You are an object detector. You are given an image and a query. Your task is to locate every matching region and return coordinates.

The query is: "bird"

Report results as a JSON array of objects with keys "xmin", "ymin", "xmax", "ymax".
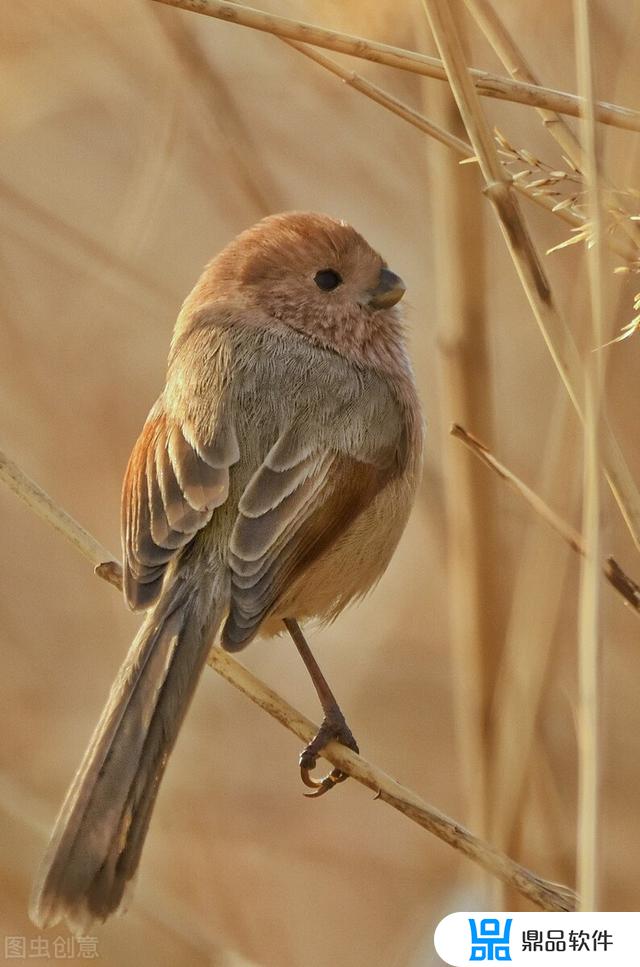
[{"xmin": 30, "ymin": 211, "xmax": 423, "ymax": 931}]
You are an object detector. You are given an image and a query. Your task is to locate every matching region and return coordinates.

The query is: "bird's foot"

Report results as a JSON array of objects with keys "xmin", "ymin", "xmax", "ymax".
[{"xmin": 299, "ymin": 713, "xmax": 359, "ymax": 799}]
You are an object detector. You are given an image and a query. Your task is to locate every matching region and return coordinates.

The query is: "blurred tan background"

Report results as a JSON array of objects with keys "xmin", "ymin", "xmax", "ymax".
[{"xmin": 2, "ymin": 1, "xmax": 640, "ymax": 964}]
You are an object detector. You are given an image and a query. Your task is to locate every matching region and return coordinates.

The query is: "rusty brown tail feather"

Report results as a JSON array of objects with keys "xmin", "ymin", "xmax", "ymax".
[{"xmin": 29, "ymin": 569, "xmax": 227, "ymax": 932}]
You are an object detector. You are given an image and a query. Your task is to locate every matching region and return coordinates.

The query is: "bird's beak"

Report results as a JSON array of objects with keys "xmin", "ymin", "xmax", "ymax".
[{"xmin": 368, "ymin": 268, "xmax": 406, "ymax": 309}]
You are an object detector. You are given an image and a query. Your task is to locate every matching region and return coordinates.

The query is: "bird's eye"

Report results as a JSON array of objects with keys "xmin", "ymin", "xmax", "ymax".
[{"xmin": 314, "ymin": 269, "xmax": 342, "ymax": 291}]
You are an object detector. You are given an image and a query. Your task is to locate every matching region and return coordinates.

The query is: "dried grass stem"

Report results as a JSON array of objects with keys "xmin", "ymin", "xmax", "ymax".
[
  {"xmin": 420, "ymin": 0, "xmax": 640, "ymax": 551},
  {"xmin": 151, "ymin": 0, "xmax": 640, "ymax": 132},
  {"xmin": 450, "ymin": 424, "xmax": 640, "ymax": 617},
  {"xmin": 0, "ymin": 443, "xmax": 575, "ymax": 912}
]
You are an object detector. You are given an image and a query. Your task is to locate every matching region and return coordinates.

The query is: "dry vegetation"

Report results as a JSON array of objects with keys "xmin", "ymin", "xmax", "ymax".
[{"xmin": 2, "ymin": 1, "xmax": 640, "ymax": 965}]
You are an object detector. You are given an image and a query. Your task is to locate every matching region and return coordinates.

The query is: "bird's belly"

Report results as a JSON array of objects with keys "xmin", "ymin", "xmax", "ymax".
[{"xmin": 260, "ymin": 474, "xmax": 413, "ymax": 635}]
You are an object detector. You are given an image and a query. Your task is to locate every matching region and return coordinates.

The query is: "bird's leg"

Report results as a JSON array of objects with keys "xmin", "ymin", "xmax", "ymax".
[{"xmin": 283, "ymin": 618, "xmax": 359, "ymax": 798}]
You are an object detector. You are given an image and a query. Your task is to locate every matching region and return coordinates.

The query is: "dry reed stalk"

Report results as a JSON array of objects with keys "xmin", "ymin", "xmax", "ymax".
[
  {"xmin": 0, "ymin": 445, "xmax": 117, "ymax": 580},
  {"xmin": 281, "ymin": 40, "xmax": 596, "ymax": 236},
  {"xmin": 209, "ymin": 649, "xmax": 575, "ymax": 914},
  {"xmin": 450, "ymin": 424, "xmax": 640, "ymax": 616},
  {"xmin": 419, "ymin": 0, "xmax": 640, "ymax": 551},
  {"xmin": 531, "ymin": 751, "xmax": 576, "ymax": 895},
  {"xmin": 574, "ymin": 0, "xmax": 604, "ymax": 912},
  {"xmin": 430, "ymin": 81, "xmax": 494, "ymax": 886},
  {"xmin": 463, "ymin": 0, "xmax": 586, "ymax": 170},
  {"xmin": 0, "ymin": 443, "xmax": 576, "ymax": 911},
  {"xmin": 150, "ymin": 0, "xmax": 640, "ymax": 132},
  {"xmin": 281, "ymin": 38, "xmax": 470, "ymax": 155},
  {"xmin": 450, "ymin": 423, "xmax": 583, "ymax": 550},
  {"xmin": 283, "ymin": 37, "xmax": 640, "ymax": 272},
  {"xmin": 486, "ymin": 392, "xmax": 575, "ymax": 859},
  {"xmin": 463, "ymin": 0, "xmax": 640, "ymax": 253}
]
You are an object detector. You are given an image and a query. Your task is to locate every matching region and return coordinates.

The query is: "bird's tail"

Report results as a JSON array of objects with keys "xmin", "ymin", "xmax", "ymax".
[{"xmin": 30, "ymin": 567, "xmax": 227, "ymax": 932}]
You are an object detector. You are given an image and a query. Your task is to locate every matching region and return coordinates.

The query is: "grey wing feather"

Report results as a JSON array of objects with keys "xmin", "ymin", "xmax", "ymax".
[
  {"xmin": 122, "ymin": 402, "xmax": 238, "ymax": 611},
  {"xmin": 223, "ymin": 433, "xmax": 335, "ymax": 645}
]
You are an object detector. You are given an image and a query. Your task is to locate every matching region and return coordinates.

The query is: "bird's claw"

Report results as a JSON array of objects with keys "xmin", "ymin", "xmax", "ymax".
[
  {"xmin": 300, "ymin": 763, "xmax": 348, "ymax": 798},
  {"xmin": 298, "ymin": 715, "xmax": 359, "ymax": 799}
]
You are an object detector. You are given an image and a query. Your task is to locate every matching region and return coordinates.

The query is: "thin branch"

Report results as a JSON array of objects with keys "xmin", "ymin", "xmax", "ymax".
[
  {"xmin": 486, "ymin": 393, "xmax": 575, "ymax": 882},
  {"xmin": 463, "ymin": 0, "xmax": 640, "ymax": 254},
  {"xmin": 208, "ymin": 648, "xmax": 576, "ymax": 914},
  {"xmin": 0, "ymin": 443, "xmax": 575, "ymax": 911},
  {"xmin": 0, "ymin": 445, "xmax": 117, "ymax": 576},
  {"xmin": 575, "ymin": 0, "xmax": 604, "ymax": 912},
  {"xmin": 150, "ymin": 0, "xmax": 640, "ymax": 133},
  {"xmin": 284, "ymin": 39, "xmax": 639, "ymax": 264},
  {"xmin": 281, "ymin": 39, "xmax": 469, "ymax": 156},
  {"xmin": 450, "ymin": 424, "xmax": 640, "ymax": 617},
  {"xmin": 147, "ymin": 0, "xmax": 639, "ymax": 273},
  {"xmin": 463, "ymin": 0, "xmax": 586, "ymax": 170},
  {"xmin": 420, "ymin": 0, "xmax": 640, "ymax": 551},
  {"xmin": 282, "ymin": 43, "xmax": 574, "ymax": 228},
  {"xmin": 430, "ymin": 79, "xmax": 494, "ymax": 881},
  {"xmin": 606, "ymin": 557, "xmax": 640, "ymax": 611}
]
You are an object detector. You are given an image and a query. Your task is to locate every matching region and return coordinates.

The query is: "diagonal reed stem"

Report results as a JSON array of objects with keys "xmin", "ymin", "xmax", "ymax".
[
  {"xmin": 462, "ymin": 0, "xmax": 640, "ymax": 254},
  {"xmin": 282, "ymin": 39, "xmax": 639, "ymax": 264},
  {"xmin": 0, "ymin": 442, "xmax": 576, "ymax": 911},
  {"xmin": 151, "ymin": 0, "xmax": 640, "ymax": 132},
  {"xmin": 419, "ymin": 0, "xmax": 640, "ymax": 551},
  {"xmin": 450, "ymin": 424, "xmax": 640, "ymax": 617}
]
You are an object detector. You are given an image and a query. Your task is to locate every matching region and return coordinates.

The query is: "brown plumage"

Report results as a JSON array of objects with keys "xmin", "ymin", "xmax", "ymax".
[{"xmin": 30, "ymin": 212, "xmax": 423, "ymax": 931}]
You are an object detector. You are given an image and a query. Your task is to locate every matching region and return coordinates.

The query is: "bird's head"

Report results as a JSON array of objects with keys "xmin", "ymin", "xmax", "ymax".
[{"xmin": 183, "ymin": 212, "xmax": 407, "ymax": 364}]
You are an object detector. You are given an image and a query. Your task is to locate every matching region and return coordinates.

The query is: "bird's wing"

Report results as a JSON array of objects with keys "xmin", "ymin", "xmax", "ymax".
[
  {"xmin": 222, "ymin": 425, "xmax": 400, "ymax": 650},
  {"xmin": 121, "ymin": 400, "xmax": 239, "ymax": 610}
]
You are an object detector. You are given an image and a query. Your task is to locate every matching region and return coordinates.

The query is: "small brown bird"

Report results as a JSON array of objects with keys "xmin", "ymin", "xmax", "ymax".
[{"xmin": 30, "ymin": 212, "xmax": 423, "ymax": 930}]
